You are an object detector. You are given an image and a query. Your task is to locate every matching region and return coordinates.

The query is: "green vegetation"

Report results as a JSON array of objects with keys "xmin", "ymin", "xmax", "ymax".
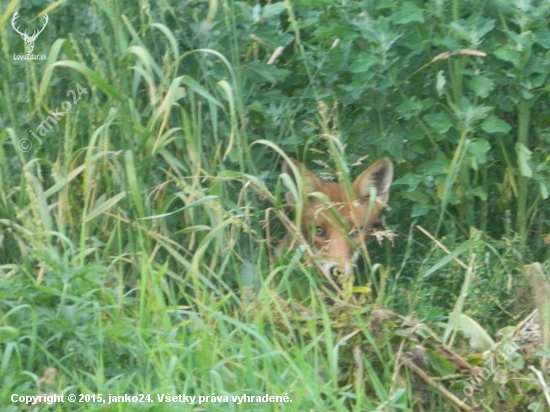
[{"xmin": 1, "ymin": 0, "xmax": 549, "ymax": 410}]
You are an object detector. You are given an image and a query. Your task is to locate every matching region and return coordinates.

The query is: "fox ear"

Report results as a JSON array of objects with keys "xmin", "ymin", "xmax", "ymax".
[
  {"xmin": 353, "ymin": 157, "xmax": 393, "ymax": 203},
  {"xmin": 282, "ymin": 158, "xmax": 321, "ymax": 205}
]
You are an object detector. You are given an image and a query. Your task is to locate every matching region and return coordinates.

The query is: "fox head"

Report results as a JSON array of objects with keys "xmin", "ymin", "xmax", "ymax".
[{"xmin": 282, "ymin": 157, "xmax": 393, "ymax": 278}]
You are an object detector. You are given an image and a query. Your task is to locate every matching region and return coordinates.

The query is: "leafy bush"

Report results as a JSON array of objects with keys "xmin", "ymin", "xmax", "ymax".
[{"xmin": 1, "ymin": 0, "xmax": 549, "ymax": 410}]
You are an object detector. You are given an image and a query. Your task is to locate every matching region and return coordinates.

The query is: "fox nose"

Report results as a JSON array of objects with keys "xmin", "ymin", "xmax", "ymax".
[
  {"xmin": 320, "ymin": 263, "xmax": 339, "ymax": 278},
  {"xmin": 321, "ymin": 263, "xmax": 353, "ymax": 279}
]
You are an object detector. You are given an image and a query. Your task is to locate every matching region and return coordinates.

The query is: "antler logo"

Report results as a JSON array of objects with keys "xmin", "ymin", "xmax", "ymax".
[{"xmin": 11, "ymin": 11, "xmax": 49, "ymax": 55}]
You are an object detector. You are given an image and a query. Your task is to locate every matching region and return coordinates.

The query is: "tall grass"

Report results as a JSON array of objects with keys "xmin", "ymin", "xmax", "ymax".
[{"xmin": 1, "ymin": 0, "xmax": 549, "ymax": 411}]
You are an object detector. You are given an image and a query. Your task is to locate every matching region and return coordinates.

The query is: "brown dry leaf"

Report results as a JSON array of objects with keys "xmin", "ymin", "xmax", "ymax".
[{"xmin": 38, "ymin": 367, "xmax": 57, "ymax": 388}]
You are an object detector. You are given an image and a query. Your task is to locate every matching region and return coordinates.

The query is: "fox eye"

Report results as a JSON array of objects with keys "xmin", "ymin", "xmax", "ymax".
[
  {"xmin": 349, "ymin": 227, "xmax": 361, "ymax": 238},
  {"xmin": 315, "ymin": 226, "xmax": 326, "ymax": 237}
]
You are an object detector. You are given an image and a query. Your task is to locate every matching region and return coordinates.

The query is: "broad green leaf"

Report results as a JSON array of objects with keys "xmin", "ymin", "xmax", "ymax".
[
  {"xmin": 516, "ymin": 143, "xmax": 533, "ymax": 178},
  {"xmin": 396, "ymin": 99, "xmax": 422, "ymax": 119},
  {"xmin": 457, "ymin": 314, "xmax": 496, "ymax": 351},
  {"xmin": 427, "ymin": 349, "xmax": 456, "ymax": 375},
  {"xmin": 394, "ymin": 2, "xmax": 424, "ymax": 24},
  {"xmin": 423, "ymin": 112, "xmax": 453, "ymax": 134},
  {"xmin": 535, "ymin": 28, "xmax": 550, "ymax": 49},
  {"xmin": 246, "ymin": 61, "xmax": 290, "ymax": 83},
  {"xmin": 262, "ymin": 2, "xmax": 285, "ymax": 19},
  {"xmin": 457, "ymin": 97, "xmax": 491, "ymax": 126},
  {"xmin": 393, "ymin": 173, "xmax": 422, "ymax": 190},
  {"xmin": 493, "ymin": 46, "xmax": 521, "ymax": 67},
  {"xmin": 411, "ymin": 203, "xmax": 431, "ymax": 217},
  {"xmin": 469, "ymin": 76, "xmax": 495, "ymax": 98},
  {"xmin": 468, "ymin": 138, "xmax": 491, "ymax": 164},
  {"xmin": 537, "ymin": 177, "xmax": 550, "ymax": 200},
  {"xmin": 481, "ymin": 115, "xmax": 512, "ymax": 134},
  {"xmin": 403, "ymin": 190, "xmax": 431, "ymax": 204},
  {"xmin": 349, "ymin": 53, "xmax": 379, "ymax": 73},
  {"xmin": 540, "ymin": 182, "xmax": 549, "ymax": 199},
  {"xmin": 471, "ymin": 186, "xmax": 488, "ymax": 201}
]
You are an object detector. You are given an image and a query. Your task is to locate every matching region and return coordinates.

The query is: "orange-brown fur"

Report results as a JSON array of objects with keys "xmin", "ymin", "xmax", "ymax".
[{"xmin": 281, "ymin": 157, "xmax": 393, "ymax": 277}]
